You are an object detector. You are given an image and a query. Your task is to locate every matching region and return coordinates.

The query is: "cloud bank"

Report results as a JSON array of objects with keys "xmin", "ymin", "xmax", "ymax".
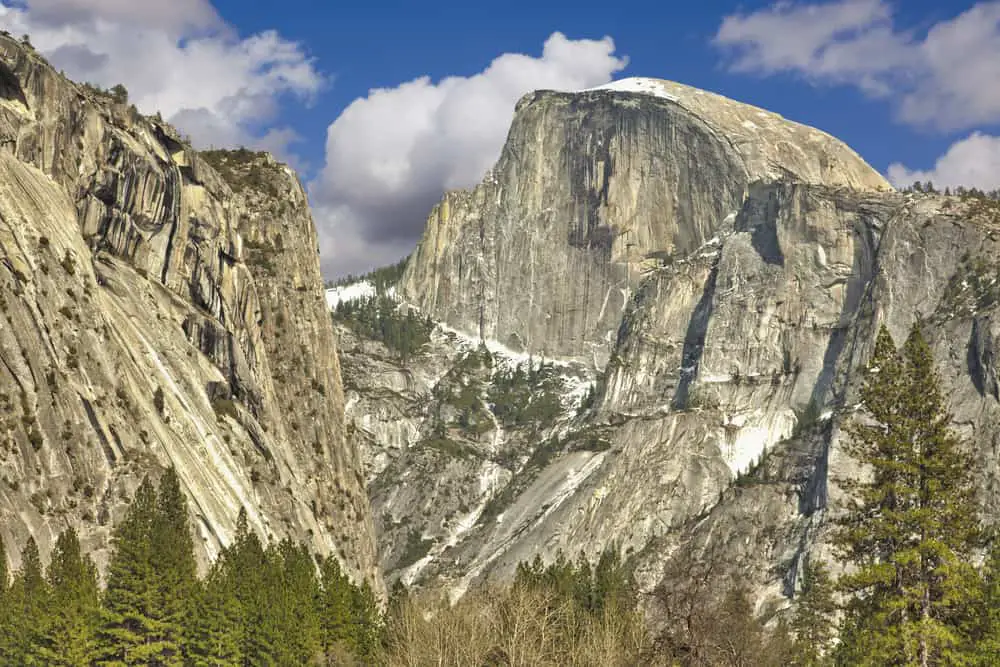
[
  {"xmin": 311, "ymin": 32, "xmax": 628, "ymax": 277},
  {"xmin": 713, "ymin": 0, "xmax": 1000, "ymax": 190},
  {"xmin": 0, "ymin": 0, "xmax": 323, "ymax": 159},
  {"xmin": 887, "ymin": 133, "xmax": 1000, "ymax": 191}
]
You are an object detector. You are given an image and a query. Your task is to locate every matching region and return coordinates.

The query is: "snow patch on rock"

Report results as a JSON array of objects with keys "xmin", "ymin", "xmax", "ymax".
[
  {"xmin": 325, "ymin": 280, "xmax": 397, "ymax": 309},
  {"xmin": 583, "ymin": 77, "xmax": 680, "ymax": 102}
]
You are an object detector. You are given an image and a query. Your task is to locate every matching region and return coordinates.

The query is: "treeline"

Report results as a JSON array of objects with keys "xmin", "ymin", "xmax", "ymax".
[
  {"xmin": 487, "ymin": 359, "xmax": 565, "ymax": 427},
  {"xmin": 332, "ymin": 295, "xmax": 434, "ymax": 361},
  {"xmin": 327, "ymin": 257, "xmax": 409, "ymax": 292},
  {"xmin": 900, "ymin": 181, "xmax": 1000, "ymax": 199},
  {"xmin": 0, "ymin": 470, "xmax": 379, "ymax": 665},
  {"xmin": 383, "ymin": 548, "xmax": 803, "ymax": 666},
  {"xmin": 382, "ymin": 549, "xmax": 649, "ymax": 665}
]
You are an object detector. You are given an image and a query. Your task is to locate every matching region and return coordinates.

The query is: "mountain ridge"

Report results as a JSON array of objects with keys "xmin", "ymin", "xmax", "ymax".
[
  {"xmin": 0, "ymin": 33, "xmax": 380, "ymax": 590},
  {"xmin": 339, "ymin": 78, "xmax": 1000, "ymax": 613}
]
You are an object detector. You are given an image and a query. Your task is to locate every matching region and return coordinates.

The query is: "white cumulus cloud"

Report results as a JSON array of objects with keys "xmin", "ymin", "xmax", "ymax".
[
  {"xmin": 312, "ymin": 32, "xmax": 628, "ymax": 277},
  {"xmin": 714, "ymin": 1, "xmax": 1000, "ymax": 196},
  {"xmin": 0, "ymin": 0, "xmax": 323, "ymax": 158},
  {"xmin": 713, "ymin": 1, "xmax": 1000, "ymax": 131},
  {"xmin": 887, "ymin": 133, "xmax": 1000, "ymax": 191},
  {"xmin": 13, "ymin": 0, "xmax": 220, "ymax": 33}
]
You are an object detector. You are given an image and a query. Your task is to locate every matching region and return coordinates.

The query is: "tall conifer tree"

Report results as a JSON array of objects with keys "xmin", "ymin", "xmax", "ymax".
[
  {"xmin": 976, "ymin": 539, "xmax": 1000, "ymax": 665},
  {"xmin": 269, "ymin": 539, "xmax": 323, "ymax": 664},
  {"xmin": 834, "ymin": 324, "xmax": 982, "ymax": 665},
  {"xmin": 791, "ymin": 558, "xmax": 836, "ymax": 666},
  {"xmin": 40, "ymin": 527, "xmax": 100, "ymax": 666},
  {"xmin": 319, "ymin": 555, "xmax": 357, "ymax": 657},
  {"xmin": 218, "ymin": 507, "xmax": 282, "ymax": 664},
  {"xmin": 184, "ymin": 567, "xmax": 242, "ymax": 666},
  {"xmin": 150, "ymin": 466, "xmax": 197, "ymax": 664},
  {"xmin": 97, "ymin": 477, "xmax": 162, "ymax": 665},
  {"xmin": 4, "ymin": 537, "xmax": 49, "ymax": 666}
]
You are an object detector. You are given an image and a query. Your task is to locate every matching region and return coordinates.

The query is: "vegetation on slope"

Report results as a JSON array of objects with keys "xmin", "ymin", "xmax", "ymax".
[
  {"xmin": 0, "ymin": 469, "xmax": 380, "ymax": 665},
  {"xmin": 328, "ymin": 257, "xmax": 410, "ymax": 292},
  {"xmin": 200, "ymin": 148, "xmax": 283, "ymax": 197},
  {"xmin": 333, "ymin": 295, "xmax": 434, "ymax": 362},
  {"xmin": 3, "ymin": 323, "xmax": 1000, "ymax": 665}
]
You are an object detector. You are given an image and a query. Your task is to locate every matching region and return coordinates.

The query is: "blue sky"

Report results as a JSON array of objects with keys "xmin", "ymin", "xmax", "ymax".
[
  {"xmin": 212, "ymin": 0, "xmax": 975, "ymax": 182},
  {"xmin": 2, "ymin": 0, "xmax": 999, "ymax": 276}
]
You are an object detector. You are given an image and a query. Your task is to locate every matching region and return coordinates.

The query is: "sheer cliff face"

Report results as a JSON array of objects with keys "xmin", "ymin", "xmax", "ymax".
[
  {"xmin": 400, "ymin": 81, "xmax": 889, "ymax": 366},
  {"xmin": 0, "ymin": 36, "xmax": 379, "ymax": 585},
  {"xmin": 357, "ymin": 78, "xmax": 1000, "ymax": 603}
]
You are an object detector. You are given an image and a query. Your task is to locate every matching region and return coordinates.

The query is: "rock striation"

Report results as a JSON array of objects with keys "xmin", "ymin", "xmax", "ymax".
[{"xmin": 0, "ymin": 35, "xmax": 379, "ymax": 587}]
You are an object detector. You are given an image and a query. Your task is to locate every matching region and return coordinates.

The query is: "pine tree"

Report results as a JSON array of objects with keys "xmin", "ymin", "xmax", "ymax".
[
  {"xmin": 4, "ymin": 537, "xmax": 50, "ymax": 666},
  {"xmin": 319, "ymin": 555, "xmax": 357, "ymax": 657},
  {"xmin": 38, "ymin": 528, "xmax": 100, "ymax": 666},
  {"xmin": 349, "ymin": 580, "xmax": 382, "ymax": 660},
  {"xmin": 791, "ymin": 558, "xmax": 836, "ymax": 666},
  {"xmin": 834, "ymin": 324, "xmax": 982, "ymax": 665},
  {"xmin": 975, "ymin": 537, "xmax": 1000, "ymax": 665},
  {"xmin": 218, "ymin": 507, "xmax": 282, "ymax": 664},
  {"xmin": 593, "ymin": 546, "xmax": 634, "ymax": 614},
  {"xmin": 149, "ymin": 467, "xmax": 197, "ymax": 664},
  {"xmin": 0, "ymin": 535, "xmax": 7, "ymax": 663},
  {"xmin": 96, "ymin": 477, "xmax": 163, "ymax": 665},
  {"xmin": 269, "ymin": 539, "xmax": 323, "ymax": 664},
  {"xmin": 184, "ymin": 566, "xmax": 242, "ymax": 666}
]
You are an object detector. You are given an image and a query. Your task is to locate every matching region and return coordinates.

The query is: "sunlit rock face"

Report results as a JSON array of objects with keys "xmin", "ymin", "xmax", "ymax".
[
  {"xmin": 399, "ymin": 78, "xmax": 889, "ymax": 368},
  {"xmin": 353, "ymin": 77, "xmax": 1000, "ymax": 607},
  {"xmin": 0, "ymin": 35, "xmax": 380, "ymax": 591}
]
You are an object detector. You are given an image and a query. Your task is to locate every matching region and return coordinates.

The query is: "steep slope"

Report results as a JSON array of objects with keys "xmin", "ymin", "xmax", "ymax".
[
  {"xmin": 349, "ymin": 78, "xmax": 1000, "ymax": 610},
  {"xmin": 400, "ymin": 77, "xmax": 889, "ymax": 367},
  {"xmin": 0, "ymin": 35, "xmax": 379, "ymax": 586},
  {"xmin": 334, "ymin": 308, "xmax": 594, "ymax": 587}
]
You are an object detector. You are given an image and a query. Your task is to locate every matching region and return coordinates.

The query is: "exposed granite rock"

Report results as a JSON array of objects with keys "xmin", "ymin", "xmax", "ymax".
[
  {"xmin": 335, "ymin": 319, "xmax": 594, "ymax": 588},
  {"xmin": 400, "ymin": 80, "xmax": 890, "ymax": 367},
  {"xmin": 351, "ymin": 79, "xmax": 1000, "ymax": 614},
  {"xmin": 0, "ymin": 35, "xmax": 379, "ymax": 588}
]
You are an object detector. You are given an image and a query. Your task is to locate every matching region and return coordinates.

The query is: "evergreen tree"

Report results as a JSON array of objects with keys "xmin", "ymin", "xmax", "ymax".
[
  {"xmin": 96, "ymin": 477, "xmax": 163, "ymax": 665},
  {"xmin": 791, "ymin": 558, "xmax": 836, "ymax": 666},
  {"xmin": 39, "ymin": 527, "xmax": 100, "ymax": 666},
  {"xmin": 834, "ymin": 324, "xmax": 982, "ymax": 665},
  {"xmin": 150, "ymin": 467, "xmax": 198, "ymax": 664},
  {"xmin": 269, "ymin": 539, "xmax": 323, "ymax": 664},
  {"xmin": 975, "ymin": 537, "xmax": 1000, "ymax": 665},
  {"xmin": 319, "ymin": 555, "xmax": 357, "ymax": 657},
  {"xmin": 4, "ymin": 537, "xmax": 50, "ymax": 666},
  {"xmin": 218, "ymin": 508, "xmax": 283, "ymax": 664},
  {"xmin": 348, "ymin": 580, "xmax": 382, "ymax": 660},
  {"xmin": 184, "ymin": 566, "xmax": 242, "ymax": 666},
  {"xmin": 593, "ymin": 546, "xmax": 634, "ymax": 614}
]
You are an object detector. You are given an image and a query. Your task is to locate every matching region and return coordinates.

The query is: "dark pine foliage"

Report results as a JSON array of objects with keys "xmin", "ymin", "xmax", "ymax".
[
  {"xmin": 0, "ymin": 469, "xmax": 384, "ymax": 666},
  {"xmin": 333, "ymin": 294, "xmax": 434, "ymax": 361}
]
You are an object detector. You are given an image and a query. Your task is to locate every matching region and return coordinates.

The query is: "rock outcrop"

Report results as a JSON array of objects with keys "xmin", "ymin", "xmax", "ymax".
[
  {"xmin": 350, "ymin": 78, "xmax": 1000, "ymax": 610},
  {"xmin": 400, "ymin": 78, "xmax": 889, "ymax": 367},
  {"xmin": 0, "ymin": 35, "xmax": 379, "ymax": 587}
]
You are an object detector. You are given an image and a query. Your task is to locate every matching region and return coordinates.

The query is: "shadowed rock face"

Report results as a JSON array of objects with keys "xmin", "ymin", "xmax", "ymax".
[
  {"xmin": 0, "ymin": 36, "xmax": 379, "ymax": 588},
  {"xmin": 350, "ymin": 79, "xmax": 1000, "ymax": 608}
]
